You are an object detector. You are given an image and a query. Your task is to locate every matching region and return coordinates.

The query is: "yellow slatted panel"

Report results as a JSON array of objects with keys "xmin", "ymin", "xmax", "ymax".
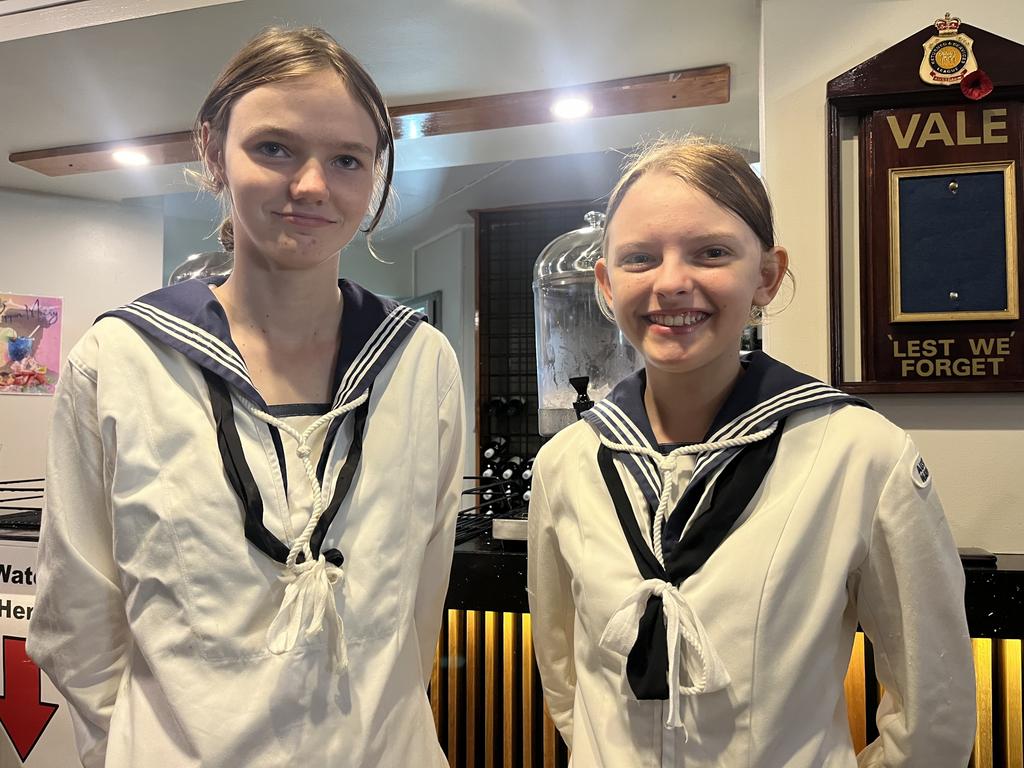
[
  {"xmin": 484, "ymin": 611, "xmax": 499, "ymax": 768},
  {"xmin": 1000, "ymin": 639, "xmax": 1023, "ymax": 768},
  {"xmin": 522, "ymin": 613, "xmax": 535, "ymax": 768},
  {"xmin": 844, "ymin": 632, "xmax": 867, "ymax": 753},
  {"xmin": 448, "ymin": 610, "xmax": 464, "ymax": 768},
  {"xmin": 431, "ymin": 612, "xmax": 1015, "ymax": 768},
  {"xmin": 543, "ymin": 703, "xmax": 558, "ymax": 768},
  {"xmin": 504, "ymin": 613, "xmax": 518, "ymax": 768},
  {"xmin": 973, "ymin": 638, "xmax": 994, "ymax": 768},
  {"xmin": 431, "ymin": 632, "xmax": 443, "ymax": 735},
  {"xmin": 466, "ymin": 611, "xmax": 481, "ymax": 765}
]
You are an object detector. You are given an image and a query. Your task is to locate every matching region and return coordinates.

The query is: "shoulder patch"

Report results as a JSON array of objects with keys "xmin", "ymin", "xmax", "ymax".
[{"xmin": 911, "ymin": 454, "xmax": 931, "ymax": 489}]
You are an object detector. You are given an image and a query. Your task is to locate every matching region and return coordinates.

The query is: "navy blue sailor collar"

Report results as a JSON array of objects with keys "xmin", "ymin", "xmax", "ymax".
[
  {"xmin": 583, "ymin": 350, "xmax": 870, "ymax": 514},
  {"xmin": 100, "ymin": 277, "xmax": 423, "ymax": 412}
]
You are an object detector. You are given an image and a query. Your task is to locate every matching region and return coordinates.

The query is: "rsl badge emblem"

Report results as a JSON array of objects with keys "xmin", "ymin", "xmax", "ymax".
[
  {"xmin": 920, "ymin": 12, "xmax": 978, "ymax": 86},
  {"xmin": 912, "ymin": 455, "xmax": 931, "ymax": 489}
]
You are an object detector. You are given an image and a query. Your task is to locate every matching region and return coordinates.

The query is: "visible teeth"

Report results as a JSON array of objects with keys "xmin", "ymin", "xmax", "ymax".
[{"xmin": 650, "ymin": 312, "xmax": 707, "ymax": 327}]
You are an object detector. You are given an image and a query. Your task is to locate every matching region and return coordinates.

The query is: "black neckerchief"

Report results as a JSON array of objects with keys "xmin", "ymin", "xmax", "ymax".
[
  {"xmin": 587, "ymin": 352, "xmax": 869, "ymax": 701},
  {"xmin": 598, "ymin": 424, "xmax": 784, "ymax": 699},
  {"xmin": 204, "ymin": 371, "xmax": 371, "ymax": 568}
]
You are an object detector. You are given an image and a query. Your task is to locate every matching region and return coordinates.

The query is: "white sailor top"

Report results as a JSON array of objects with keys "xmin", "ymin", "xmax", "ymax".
[
  {"xmin": 28, "ymin": 278, "xmax": 465, "ymax": 768},
  {"xmin": 527, "ymin": 352, "xmax": 975, "ymax": 768}
]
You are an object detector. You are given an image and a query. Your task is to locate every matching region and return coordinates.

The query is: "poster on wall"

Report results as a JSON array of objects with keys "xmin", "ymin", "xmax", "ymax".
[
  {"xmin": 0, "ymin": 539, "xmax": 77, "ymax": 767},
  {"xmin": 0, "ymin": 295, "xmax": 62, "ymax": 396}
]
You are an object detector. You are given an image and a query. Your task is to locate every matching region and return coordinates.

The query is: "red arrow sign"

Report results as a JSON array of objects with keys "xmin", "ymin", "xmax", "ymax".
[{"xmin": 0, "ymin": 636, "xmax": 59, "ymax": 762}]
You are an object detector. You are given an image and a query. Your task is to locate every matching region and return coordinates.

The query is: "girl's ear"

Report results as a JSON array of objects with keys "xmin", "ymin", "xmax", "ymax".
[
  {"xmin": 753, "ymin": 245, "xmax": 789, "ymax": 307},
  {"xmin": 595, "ymin": 257, "xmax": 614, "ymax": 311},
  {"xmin": 201, "ymin": 123, "xmax": 226, "ymax": 191}
]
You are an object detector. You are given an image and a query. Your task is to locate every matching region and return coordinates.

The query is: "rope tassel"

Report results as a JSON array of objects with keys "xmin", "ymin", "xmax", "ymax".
[
  {"xmin": 247, "ymin": 391, "xmax": 369, "ymax": 673},
  {"xmin": 600, "ymin": 579, "xmax": 730, "ymax": 731},
  {"xmin": 266, "ymin": 556, "xmax": 349, "ymax": 671}
]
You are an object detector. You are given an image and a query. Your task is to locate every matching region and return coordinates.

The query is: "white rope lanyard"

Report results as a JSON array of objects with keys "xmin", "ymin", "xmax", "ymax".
[
  {"xmin": 244, "ymin": 390, "xmax": 370, "ymax": 671},
  {"xmin": 598, "ymin": 423, "xmax": 778, "ymax": 567},
  {"xmin": 597, "ymin": 423, "xmax": 777, "ymax": 731}
]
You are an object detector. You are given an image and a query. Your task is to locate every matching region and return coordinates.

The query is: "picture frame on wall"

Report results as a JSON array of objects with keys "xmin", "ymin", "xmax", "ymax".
[
  {"xmin": 888, "ymin": 160, "xmax": 1018, "ymax": 323},
  {"xmin": 0, "ymin": 293, "xmax": 63, "ymax": 396}
]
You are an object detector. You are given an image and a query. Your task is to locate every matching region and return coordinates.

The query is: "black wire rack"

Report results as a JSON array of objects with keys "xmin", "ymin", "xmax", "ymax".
[
  {"xmin": 455, "ymin": 476, "xmax": 527, "ymax": 545},
  {"xmin": 0, "ymin": 477, "xmax": 44, "ymax": 529},
  {"xmin": 474, "ymin": 203, "xmax": 595, "ymax": 463}
]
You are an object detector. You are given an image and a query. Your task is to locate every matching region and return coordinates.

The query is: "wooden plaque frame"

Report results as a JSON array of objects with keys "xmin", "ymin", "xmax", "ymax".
[{"xmin": 826, "ymin": 21, "xmax": 1024, "ymax": 393}]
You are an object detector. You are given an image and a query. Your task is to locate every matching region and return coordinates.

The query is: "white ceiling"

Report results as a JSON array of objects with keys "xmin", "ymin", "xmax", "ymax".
[{"xmin": 0, "ymin": 0, "xmax": 762, "ymax": 247}]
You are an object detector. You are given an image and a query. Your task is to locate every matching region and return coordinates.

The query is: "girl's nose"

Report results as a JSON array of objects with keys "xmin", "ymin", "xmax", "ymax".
[
  {"xmin": 652, "ymin": 259, "xmax": 694, "ymax": 297},
  {"xmin": 291, "ymin": 160, "xmax": 330, "ymax": 202}
]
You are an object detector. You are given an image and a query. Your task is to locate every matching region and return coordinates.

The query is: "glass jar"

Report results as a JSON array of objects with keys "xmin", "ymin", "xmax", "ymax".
[{"xmin": 532, "ymin": 211, "xmax": 639, "ymax": 436}]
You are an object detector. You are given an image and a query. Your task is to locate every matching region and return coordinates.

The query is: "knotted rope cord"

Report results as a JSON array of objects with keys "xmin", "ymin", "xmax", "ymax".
[
  {"xmin": 244, "ymin": 389, "xmax": 370, "ymax": 670},
  {"xmin": 596, "ymin": 423, "xmax": 777, "ymax": 732},
  {"xmin": 597, "ymin": 422, "xmax": 778, "ymax": 566}
]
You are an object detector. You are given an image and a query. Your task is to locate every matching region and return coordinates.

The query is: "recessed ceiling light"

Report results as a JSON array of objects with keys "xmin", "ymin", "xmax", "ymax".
[
  {"xmin": 400, "ymin": 115, "xmax": 423, "ymax": 140},
  {"xmin": 112, "ymin": 149, "xmax": 150, "ymax": 167},
  {"xmin": 550, "ymin": 96, "xmax": 593, "ymax": 120}
]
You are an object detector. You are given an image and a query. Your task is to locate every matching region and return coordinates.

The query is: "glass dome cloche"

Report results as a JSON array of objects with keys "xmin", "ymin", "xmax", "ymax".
[
  {"xmin": 168, "ymin": 251, "xmax": 234, "ymax": 285},
  {"xmin": 533, "ymin": 211, "xmax": 640, "ymax": 436}
]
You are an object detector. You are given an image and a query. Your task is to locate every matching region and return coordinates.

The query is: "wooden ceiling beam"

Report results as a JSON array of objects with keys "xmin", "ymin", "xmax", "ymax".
[
  {"xmin": 9, "ymin": 64, "xmax": 729, "ymax": 177},
  {"xmin": 390, "ymin": 64, "xmax": 730, "ymax": 139}
]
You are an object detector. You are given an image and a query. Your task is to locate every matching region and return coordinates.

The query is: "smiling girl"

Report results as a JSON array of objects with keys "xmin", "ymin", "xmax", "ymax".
[
  {"xmin": 527, "ymin": 138, "xmax": 975, "ymax": 767},
  {"xmin": 29, "ymin": 27, "xmax": 463, "ymax": 768}
]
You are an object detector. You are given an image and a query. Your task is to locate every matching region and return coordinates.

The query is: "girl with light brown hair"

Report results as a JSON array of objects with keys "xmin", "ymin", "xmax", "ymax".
[
  {"xmin": 528, "ymin": 137, "xmax": 974, "ymax": 767},
  {"xmin": 30, "ymin": 26, "xmax": 463, "ymax": 767}
]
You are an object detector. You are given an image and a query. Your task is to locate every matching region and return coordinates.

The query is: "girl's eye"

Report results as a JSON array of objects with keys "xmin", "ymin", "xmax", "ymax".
[
  {"xmin": 703, "ymin": 247, "xmax": 729, "ymax": 260},
  {"xmin": 333, "ymin": 155, "xmax": 362, "ymax": 171},
  {"xmin": 620, "ymin": 252, "xmax": 652, "ymax": 267},
  {"xmin": 257, "ymin": 142, "xmax": 289, "ymax": 158}
]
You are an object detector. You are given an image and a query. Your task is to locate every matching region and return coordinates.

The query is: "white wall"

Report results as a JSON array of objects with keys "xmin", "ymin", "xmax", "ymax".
[
  {"xmin": 340, "ymin": 236, "xmax": 413, "ymax": 298},
  {"xmin": 0, "ymin": 189, "xmax": 164, "ymax": 478},
  {"xmin": 761, "ymin": 1, "xmax": 1024, "ymax": 552},
  {"xmin": 412, "ymin": 225, "xmax": 477, "ymax": 477}
]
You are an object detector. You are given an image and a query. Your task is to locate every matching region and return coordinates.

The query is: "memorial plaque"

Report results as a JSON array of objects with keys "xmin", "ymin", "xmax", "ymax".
[{"xmin": 827, "ymin": 17, "xmax": 1024, "ymax": 393}]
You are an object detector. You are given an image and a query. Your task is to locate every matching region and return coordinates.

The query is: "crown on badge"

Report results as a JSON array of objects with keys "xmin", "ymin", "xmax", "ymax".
[{"xmin": 934, "ymin": 12, "xmax": 961, "ymax": 36}]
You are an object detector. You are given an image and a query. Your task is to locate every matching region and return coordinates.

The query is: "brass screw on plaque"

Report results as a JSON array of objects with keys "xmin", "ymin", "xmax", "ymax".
[
  {"xmin": 949, "ymin": 180, "xmax": 959, "ymax": 194},
  {"xmin": 950, "ymin": 291, "xmax": 960, "ymax": 301}
]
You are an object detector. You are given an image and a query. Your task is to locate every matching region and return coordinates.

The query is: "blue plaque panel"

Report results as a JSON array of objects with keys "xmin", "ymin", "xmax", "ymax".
[{"xmin": 897, "ymin": 170, "xmax": 1007, "ymax": 313}]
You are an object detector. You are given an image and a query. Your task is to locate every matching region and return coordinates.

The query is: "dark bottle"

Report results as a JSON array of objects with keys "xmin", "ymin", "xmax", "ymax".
[
  {"xmin": 486, "ymin": 396, "xmax": 508, "ymax": 417},
  {"xmin": 499, "ymin": 480, "xmax": 525, "ymax": 510},
  {"xmin": 522, "ymin": 488, "xmax": 532, "ymax": 503},
  {"xmin": 518, "ymin": 457, "xmax": 535, "ymax": 483},
  {"xmin": 481, "ymin": 436, "xmax": 508, "ymax": 461},
  {"xmin": 499, "ymin": 456, "xmax": 524, "ymax": 481},
  {"xmin": 503, "ymin": 396, "xmax": 525, "ymax": 418},
  {"xmin": 480, "ymin": 488, "xmax": 497, "ymax": 515},
  {"xmin": 481, "ymin": 460, "xmax": 499, "ymax": 479}
]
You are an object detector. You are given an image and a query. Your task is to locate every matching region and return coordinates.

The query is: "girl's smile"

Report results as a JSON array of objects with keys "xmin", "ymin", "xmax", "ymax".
[{"xmin": 597, "ymin": 171, "xmax": 786, "ymax": 383}]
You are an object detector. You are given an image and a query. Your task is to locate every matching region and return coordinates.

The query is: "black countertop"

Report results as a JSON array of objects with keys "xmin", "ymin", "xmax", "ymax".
[{"xmin": 445, "ymin": 536, "xmax": 1024, "ymax": 638}]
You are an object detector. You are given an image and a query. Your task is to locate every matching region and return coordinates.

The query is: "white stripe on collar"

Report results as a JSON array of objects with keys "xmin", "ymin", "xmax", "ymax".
[
  {"xmin": 585, "ymin": 353, "xmax": 867, "ymax": 516},
  {"xmin": 332, "ymin": 304, "xmax": 417, "ymax": 408},
  {"xmin": 121, "ymin": 301, "xmax": 253, "ymax": 388},
  {"xmin": 588, "ymin": 400, "xmax": 661, "ymax": 493},
  {"xmin": 102, "ymin": 278, "xmax": 424, "ymax": 413},
  {"xmin": 691, "ymin": 384, "xmax": 853, "ymax": 481}
]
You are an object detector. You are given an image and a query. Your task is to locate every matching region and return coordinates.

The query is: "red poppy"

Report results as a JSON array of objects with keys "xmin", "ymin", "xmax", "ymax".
[{"xmin": 961, "ymin": 69, "xmax": 994, "ymax": 101}]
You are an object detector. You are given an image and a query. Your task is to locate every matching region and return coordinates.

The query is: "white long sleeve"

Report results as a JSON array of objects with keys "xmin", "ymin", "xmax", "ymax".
[
  {"xmin": 854, "ymin": 435, "xmax": 976, "ymax": 767},
  {"xmin": 27, "ymin": 345, "xmax": 129, "ymax": 768},
  {"xmin": 413, "ymin": 360, "xmax": 465, "ymax": 688},
  {"xmin": 527, "ymin": 459, "xmax": 577, "ymax": 747}
]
